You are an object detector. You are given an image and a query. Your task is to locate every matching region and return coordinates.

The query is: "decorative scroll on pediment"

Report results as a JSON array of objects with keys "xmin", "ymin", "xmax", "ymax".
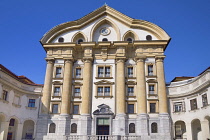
[
  {"xmin": 93, "ymin": 104, "xmax": 114, "ymax": 115},
  {"xmin": 146, "ymin": 79, "xmax": 157, "ymax": 83},
  {"xmin": 94, "ymin": 80, "xmax": 114, "ymax": 85},
  {"xmin": 52, "ymin": 81, "xmax": 63, "ymax": 85},
  {"xmin": 126, "ymin": 81, "xmax": 136, "ymax": 85},
  {"xmin": 73, "ymin": 82, "xmax": 83, "ymax": 86}
]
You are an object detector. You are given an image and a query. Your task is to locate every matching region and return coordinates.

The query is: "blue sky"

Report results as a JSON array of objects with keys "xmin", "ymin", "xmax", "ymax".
[{"xmin": 0, "ymin": 0, "xmax": 209, "ymax": 84}]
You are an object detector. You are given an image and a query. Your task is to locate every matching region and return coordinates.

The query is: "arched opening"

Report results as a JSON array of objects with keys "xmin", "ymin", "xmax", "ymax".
[
  {"xmin": 151, "ymin": 122, "xmax": 158, "ymax": 133},
  {"xmin": 174, "ymin": 121, "xmax": 186, "ymax": 139},
  {"xmin": 0, "ymin": 114, "xmax": 6, "ymax": 140},
  {"xmin": 7, "ymin": 118, "xmax": 18, "ymax": 140},
  {"xmin": 123, "ymin": 30, "xmax": 138, "ymax": 42},
  {"xmin": 191, "ymin": 119, "xmax": 202, "ymax": 140},
  {"xmin": 146, "ymin": 35, "xmax": 152, "ymax": 41},
  {"xmin": 49, "ymin": 123, "xmax": 56, "ymax": 133},
  {"xmin": 72, "ymin": 32, "xmax": 86, "ymax": 43},
  {"xmin": 22, "ymin": 120, "xmax": 34, "ymax": 139},
  {"xmin": 102, "ymin": 38, "xmax": 108, "ymax": 42},
  {"xmin": 127, "ymin": 38, "xmax": 133, "ymax": 43},
  {"xmin": 129, "ymin": 123, "xmax": 135, "ymax": 133},
  {"xmin": 58, "ymin": 37, "xmax": 64, "ymax": 42},
  {"xmin": 71, "ymin": 123, "xmax": 77, "ymax": 133}
]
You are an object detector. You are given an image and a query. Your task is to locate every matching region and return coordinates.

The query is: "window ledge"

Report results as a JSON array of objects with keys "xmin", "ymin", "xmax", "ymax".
[
  {"xmin": 25, "ymin": 106, "xmax": 37, "ymax": 110},
  {"xmin": 127, "ymin": 113, "xmax": 137, "ymax": 115},
  {"xmin": 148, "ymin": 94, "xmax": 158, "ymax": 96},
  {"xmin": 127, "ymin": 96, "xmax": 136, "ymax": 98},
  {"xmin": 146, "ymin": 75, "xmax": 157, "ymax": 78},
  {"xmin": 189, "ymin": 108, "xmax": 199, "ymax": 112},
  {"xmin": 52, "ymin": 96, "xmax": 61, "ymax": 99},
  {"xmin": 50, "ymin": 113, "xmax": 60, "ymax": 115},
  {"xmin": 201, "ymin": 104, "xmax": 210, "ymax": 109},
  {"xmin": 72, "ymin": 114, "xmax": 80, "ymax": 115},
  {"xmin": 53, "ymin": 77, "xmax": 63, "ymax": 80},
  {"xmin": 95, "ymin": 77, "xmax": 113, "ymax": 79},
  {"xmin": 95, "ymin": 96, "xmax": 113, "ymax": 99},
  {"xmin": 12, "ymin": 103, "xmax": 21, "ymax": 108},
  {"xmin": 0, "ymin": 99, "xmax": 9, "ymax": 104},
  {"xmin": 126, "ymin": 77, "xmax": 136, "ymax": 79},
  {"xmin": 73, "ymin": 96, "xmax": 82, "ymax": 99},
  {"xmin": 149, "ymin": 112, "xmax": 159, "ymax": 114},
  {"xmin": 173, "ymin": 111, "xmax": 186, "ymax": 114},
  {"xmin": 73, "ymin": 78, "xmax": 83, "ymax": 80}
]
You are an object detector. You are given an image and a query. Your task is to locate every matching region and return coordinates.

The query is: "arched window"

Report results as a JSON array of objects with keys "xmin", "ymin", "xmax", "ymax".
[
  {"xmin": 58, "ymin": 37, "xmax": 64, "ymax": 42},
  {"xmin": 77, "ymin": 39, "xmax": 83, "ymax": 44},
  {"xmin": 127, "ymin": 38, "xmax": 133, "ymax": 43},
  {"xmin": 102, "ymin": 38, "xmax": 108, "ymax": 41},
  {"xmin": 71, "ymin": 123, "xmax": 77, "ymax": 133},
  {"xmin": 146, "ymin": 35, "xmax": 152, "ymax": 41},
  {"xmin": 151, "ymin": 122, "xmax": 158, "ymax": 133},
  {"xmin": 49, "ymin": 123, "xmax": 56, "ymax": 133},
  {"xmin": 9, "ymin": 119, "xmax": 15, "ymax": 126},
  {"xmin": 129, "ymin": 123, "xmax": 135, "ymax": 133}
]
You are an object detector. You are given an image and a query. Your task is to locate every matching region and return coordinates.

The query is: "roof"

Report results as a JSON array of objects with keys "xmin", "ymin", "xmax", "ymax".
[{"xmin": 0, "ymin": 64, "xmax": 43, "ymax": 86}]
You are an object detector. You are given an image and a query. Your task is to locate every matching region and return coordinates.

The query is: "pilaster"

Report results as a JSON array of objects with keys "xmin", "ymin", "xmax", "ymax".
[
  {"xmin": 16, "ymin": 123, "xmax": 23, "ymax": 140},
  {"xmin": 2, "ymin": 121, "xmax": 9, "ymax": 140},
  {"xmin": 41, "ymin": 58, "xmax": 54, "ymax": 114},
  {"xmin": 201, "ymin": 120, "xmax": 210, "ymax": 139},
  {"xmin": 155, "ymin": 56, "xmax": 168, "ymax": 113}
]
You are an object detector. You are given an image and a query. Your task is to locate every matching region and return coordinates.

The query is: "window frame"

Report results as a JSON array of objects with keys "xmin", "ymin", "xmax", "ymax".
[
  {"xmin": 190, "ymin": 98, "xmax": 197, "ymax": 110},
  {"xmin": 52, "ymin": 104, "xmax": 59, "ymax": 114},
  {"xmin": 53, "ymin": 65, "xmax": 63, "ymax": 79},
  {"xmin": 28, "ymin": 99, "xmax": 36, "ymax": 108},
  {"xmin": 127, "ymin": 102, "xmax": 136, "ymax": 114},
  {"xmin": 73, "ymin": 104, "xmax": 80, "ymax": 115},
  {"xmin": 127, "ymin": 86, "xmax": 134, "ymax": 97},
  {"xmin": 202, "ymin": 94, "xmax": 208, "ymax": 107},
  {"xmin": 74, "ymin": 87, "xmax": 81, "ymax": 97},
  {"xmin": 75, "ymin": 67, "xmax": 82, "ymax": 79},
  {"xmin": 95, "ymin": 85, "xmax": 112, "ymax": 98},
  {"xmin": 146, "ymin": 63, "xmax": 156, "ymax": 77},
  {"xmin": 2, "ymin": 90, "xmax": 8, "ymax": 101},
  {"xmin": 96, "ymin": 65, "xmax": 112, "ymax": 78}
]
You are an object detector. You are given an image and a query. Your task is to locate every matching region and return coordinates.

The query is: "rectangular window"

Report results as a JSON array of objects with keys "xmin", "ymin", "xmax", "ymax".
[
  {"xmin": 55, "ymin": 67, "xmax": 62, "ymax": 78},
  {"xmin": 148, "ymin": 65, "xmax": 153, "ymax": 76},
  {"xmin": 150, "ymin": 103, "xmax": 156, "ymax": 113},
  {"xmin": 2, "ymin": 90, "xmax": 8, "ymax": 101},
  {"xmin": 174, "ymin": 102, "xmax": 183, "ymax": 112},
  {"xmin": 104, "ymin": 87, "xmax": 110, "ymax": 96},
  {"xmin": 149, "ymin": 85, "xmax": 155, "ymax": 94},
  {"xmin": 54, "ymin": 87, "xmax": 60, "ymax": 96},
  {"xmin": 98, "ymin": 66, "xmax": 111, "ymax": 77},
  {"xmin": 97, "ymin": 87, "xmax": 110, "ymax": 96},
  {"xmin": 190, "ymin": 98, "xmax": 197, "ymax": 110},
  {"xmin": 73, "ymin": 105, "xmax": 79, "ymax": 114},
  {"xmin": 74, "ymin": 87, "xmax": 80, "ymax": 97},
  {"xmin": 127, "ymin": 67, "xmax": 133, "ymax": 77},
  {"xmin": 13, "ymin": 96, "xmax": 20, "ymax": 105},
  {"xmin": 75, "ymin": 68, "xmax": 81, "ymax": 78},
  {"xmin": 28, "ymin": 99, "xmax": 35, "ymax": 107},
  {"xmin": 127, "ymin": 104, "xmax": 134, "ymax": 114},
  {"xmin": 52, "ymin": 104, "xmax": 58, "ymax": 114},
  {"xmin": 202, "ymin": 94, "xmax": 208, "ymax": 107},
  {"xmin": 127, "ymin": 87, "xmax": 134, "ymax": 96}
]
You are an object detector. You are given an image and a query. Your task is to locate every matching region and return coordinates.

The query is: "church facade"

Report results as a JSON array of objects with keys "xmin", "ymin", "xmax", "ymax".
[
  {"xmin": 0, "ymin": 5, "xmax": 209, "ymax": 140},
  {"xmin": 36, "ymin": 5, "xmax": 171, "ymax": 140}
]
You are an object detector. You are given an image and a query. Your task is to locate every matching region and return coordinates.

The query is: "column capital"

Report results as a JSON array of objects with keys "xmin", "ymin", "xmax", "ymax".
[
  {"xmin": 82, "ymin": 57, "xmax": 93, "ymax": 63},
  {"xmin": 115, "ymin": 57, "xmax": 126, "ymax": 63},
  {"xmin": 64, "ymin": 58, "xmax": 74, "ymax": 64},
  {"xmin": 45, "ymin": 58, "xmax": 54, "ymax": 64},
  {"xmin": 155, "ymin": 55, "xmax": 165, "ymax": 62}
]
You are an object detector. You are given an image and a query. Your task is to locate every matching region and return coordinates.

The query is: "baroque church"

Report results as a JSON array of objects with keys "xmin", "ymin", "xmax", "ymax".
[{"xmin": 0, "ymin": 5, "xmax": 209, "ymax": 140}]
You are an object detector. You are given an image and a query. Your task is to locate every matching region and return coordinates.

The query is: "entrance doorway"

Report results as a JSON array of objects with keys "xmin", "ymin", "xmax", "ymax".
[{"xmin": 96, "ymin": 118, "xmax": 110, "ymax": 135}]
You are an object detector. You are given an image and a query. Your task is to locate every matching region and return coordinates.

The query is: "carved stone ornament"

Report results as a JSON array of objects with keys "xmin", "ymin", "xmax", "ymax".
[
  {"xmin": 93, "ymin": 104, "xmax": 114, "ymax": 115},
  {"xmin": 94, "ymin": 80, "xmax": 114, "ymax": 85}
]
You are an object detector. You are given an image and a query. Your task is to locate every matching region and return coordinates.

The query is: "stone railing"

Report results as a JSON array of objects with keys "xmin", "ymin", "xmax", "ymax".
[{"xmin": 65, "ymin": 135, "xmax": 141, "ymax": 140}]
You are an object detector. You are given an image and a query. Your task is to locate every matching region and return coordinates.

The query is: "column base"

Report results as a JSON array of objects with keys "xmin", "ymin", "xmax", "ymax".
[
  {"xmin": 113, "ymin": 114, "xmax": 127, "ymax": 135},
  {"xmin": 136, "ymin": 113, "xmax": 149, "ymax": 136},
  {"xmin": 158, "ymin": 113, "xmax": 172, "ymax": 140},
  {"xmin": 78, "ymin": 114, "xmax": 92, "ymax": 135},
  {"xmin": 35, "ymin": 115, "xmax": 49, "ymax": 140},
  {"xmin": 57, "ymin": 114, "xmax": 71, "ymax": 135}
]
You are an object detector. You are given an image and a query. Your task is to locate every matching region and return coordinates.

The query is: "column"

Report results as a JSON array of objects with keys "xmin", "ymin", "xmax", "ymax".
[
  {"xmin": 136, "ymin": 57, "xmax": 147, "ymax": 114},
  {"xmin": 81, "ymin": 58, "xmax": 92, "ymax": 115},
  {"xmin": 41, "ymin": 58, "xmax": 54, "ymax": 114},
  {"xmin": 16, "ymin": 123, "xmax": 23, "ymax": 140},
  {"xmin": 201, "ymin": 120, "xmax": 210, "ymax": 139},
  {"xmin": 78, "ymin": 58, "xmax": 92, "ymax": 136},
  {"xmin": 116, "ymin": 59, "xmax": 126, "ymax": 115},
  {"xmin": 135, "ymin": 56, "xmax": 149, "ymax": 138},
  {"xmin": 156, "ymin": 56, "xmax": 168, "ymax": 113},
  {"xmin": 114, "ymin": 58, "xmax": 126, "ymax": 135},
  {"xmin": 2, "ymin": 121, "xmax": 9, "ymax": 140},
  {"xmin": 61, "ymin": 59, "xmax": 73, "ymax": 115}
]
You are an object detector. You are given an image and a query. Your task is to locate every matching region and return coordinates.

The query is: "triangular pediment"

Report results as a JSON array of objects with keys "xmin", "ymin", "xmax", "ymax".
[{"xmin": 94, "ymin": 80, "xmax": 114, "ymax": 85}]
